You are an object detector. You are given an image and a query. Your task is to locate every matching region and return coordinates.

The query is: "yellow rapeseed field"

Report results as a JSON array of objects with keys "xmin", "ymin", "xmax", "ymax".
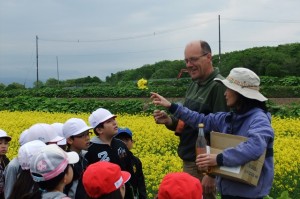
[{"xmin": 0, "ymin": 111, "xmax": 299, "ymax": 198}]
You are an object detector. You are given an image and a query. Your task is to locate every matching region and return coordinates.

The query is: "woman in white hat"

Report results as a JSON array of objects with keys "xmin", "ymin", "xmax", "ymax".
[{"xmin": 151, "ymin": 67, "xmax": 274, "ymax": 199}]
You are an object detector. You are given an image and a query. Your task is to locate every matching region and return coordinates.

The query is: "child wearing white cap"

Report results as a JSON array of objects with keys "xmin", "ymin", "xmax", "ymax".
[
  {"xmin": 26, "ymin": 123, "xmax": 64, "ymax": 144},
  {"xmin": 4, "ymin": 123, "xmax": 64, "ymax": 199},
  {"xmin": 51, "ymin": 123, "xmax": 67, "ymax": 151},
  {"xmin": 151, "ymin": 67, "xmax": 274, "ymax": 198},
  {"xmin": 86, "ymin": 108, "xmax": 135, "ymax": 199},
  {"xmin": 0, "ymin": 129, "xmax": 11, "ymax": 199},
  {"xmin": 7, "ymin": 140, "xmax": 46, "ymax": 199},
  {"xmin": 3, "ymin": 129, "xmax": 27, "ymax": 199},
  {"xmin": 22, "ymin": 144, "xmax": 79, "ymax": 199},
  {"xmin": 62, "ymin": 118, "xmax": 92, "ymax": 199}
]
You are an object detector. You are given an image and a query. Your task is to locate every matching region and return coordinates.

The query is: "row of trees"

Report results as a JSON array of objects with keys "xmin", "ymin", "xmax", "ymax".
[
  {"xmin": 218, "ymin": 43, "xmax": 300, "ymax": 76},
  {"xmin": 0, "ymin": 76, "xmax": 102, "ymax": 90}
]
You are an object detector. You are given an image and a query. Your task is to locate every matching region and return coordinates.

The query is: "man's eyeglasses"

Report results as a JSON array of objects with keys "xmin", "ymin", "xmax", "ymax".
[
  {"xmin": 72, "ymin": 131, "xmax": 92, "ymax": 138},
  {"xmin": 184, "ymin": 52, "xmax": 208, "ymax": 64}
]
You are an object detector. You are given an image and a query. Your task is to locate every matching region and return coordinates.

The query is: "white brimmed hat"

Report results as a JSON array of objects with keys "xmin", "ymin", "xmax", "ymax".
[
  {"xmin": 30, "ymin": 144, "xmax": 79, "ymax": 182},
  {"xmin": 51, "ymin": 123, "xmax": 66, "ymax": 145},
  {"xmin": 27, "ymin": 123, "xmax": 64, "ymax": 143},
  {"xmin": 0, "ymin": 129, "xmax": 11, "ymax": 141},
  {"xmin": 63, "ymin": 118, "xmax": 93, "ymax": 138},
  {"xmin": 214, "ymin": 67, "xmax": 267, "ymax": 102},
  {"xmin": 18, "ymin": 140, "xmax": 46, "ymax": 170},
  {"xmin": 89, "ymin": 108, "xmax": 116, "ymax": 128}
]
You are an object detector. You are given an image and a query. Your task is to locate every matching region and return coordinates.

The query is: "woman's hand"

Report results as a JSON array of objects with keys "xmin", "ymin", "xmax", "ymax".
[
  {"xmin": 195, "ymin": 153, "xmax": 218, "ymax": 169},
  {"xmin": 150, "ymin": 92, "xmax": 172, "ymax": 108}
]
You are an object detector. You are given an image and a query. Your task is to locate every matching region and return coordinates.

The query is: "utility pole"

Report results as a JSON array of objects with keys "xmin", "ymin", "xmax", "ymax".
[
  {"xmin": 36, "ymin": 35, "xmax": 39, "ymax": 88},
  {"xmin": 56, "ymin": 56, "xmax": 60, "ymax": 86},
  {"xmin": 218, "ymin": 15, "xmax": 221, "ymax": 65}
]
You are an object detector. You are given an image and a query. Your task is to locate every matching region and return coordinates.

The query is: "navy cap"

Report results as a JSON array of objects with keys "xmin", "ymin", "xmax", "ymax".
[{"xmin": 117, "ymin": 127, "xmax": 132, "ymax": 137}]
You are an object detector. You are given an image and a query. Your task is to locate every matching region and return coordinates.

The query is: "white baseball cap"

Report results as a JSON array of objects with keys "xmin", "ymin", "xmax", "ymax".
[
  {"xmin": 0, "ymin": 129, "xmax": 11, "ymax": 141},
  {"xmin": 51, "ymin": 123, "xmax": 66, "ymax": 145},
  {"xmin": 19, "ymin": 129, "xmax": 29, "ymax": 146},
  {"xmin": 63, "ymin": 118, "xmax": 93, "ymax": 138},
  {"xmin": 30, "ymin": 144, "xmax": 79, "ymax": 182},
  {"xmin": 27, "ymin": 123, "xmax": 64, "ymax": 143},
  {"xmin": 89, "ymin": 108, "xmax": 116, "ymax": 128},
  {"xmin": 18, "ymin": 140, "xmax": 46, "ymax": 170}
]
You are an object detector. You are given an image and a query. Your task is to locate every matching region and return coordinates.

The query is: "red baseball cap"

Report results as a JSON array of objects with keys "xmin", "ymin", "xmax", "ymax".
[
  {"xmin": 158, "ymin": 172, "xmax": 203, "ymax": 199},
  {"xmin": 83, "ymin": 161, "xmax": 131, "ymax": 198}
]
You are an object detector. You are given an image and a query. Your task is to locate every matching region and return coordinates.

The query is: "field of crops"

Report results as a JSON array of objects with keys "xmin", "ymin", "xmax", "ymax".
[{"xmin": 0, "ymin": 111, "xmax": 299, "ymax": 198}]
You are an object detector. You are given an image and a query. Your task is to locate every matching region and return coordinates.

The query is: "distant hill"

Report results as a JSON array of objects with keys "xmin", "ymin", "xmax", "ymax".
[
  {"xmin": 105, "ymin": 43, "xmax": 300, "ymax": 84},
  {"xmin": 2, "ymin": 43, "xmax": 299, "ymax": 88}
]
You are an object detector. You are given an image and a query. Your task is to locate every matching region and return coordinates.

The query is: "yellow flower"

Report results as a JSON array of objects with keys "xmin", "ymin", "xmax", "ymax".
[
  {"xmin": 1, "ymin": 111, "xmax": 299, "ymax": 198},
  {"xmin": 137, "ymin": 78, "xmax": 148, "ymax": 90}
]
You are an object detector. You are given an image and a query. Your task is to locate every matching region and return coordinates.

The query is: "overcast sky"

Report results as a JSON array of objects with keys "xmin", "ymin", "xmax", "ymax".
[{"xmin": 1, "ymin": 0, "xmax": 299, "ymax": 87}]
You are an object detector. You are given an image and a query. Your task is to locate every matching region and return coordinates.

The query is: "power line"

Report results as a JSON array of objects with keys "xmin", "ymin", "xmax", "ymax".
[
  {"xmin": 38, "ymin": 18, "xmax": 215, "ymax": 43},
  {"xmin": 37, "ymin": 17, "xmax": 300, "ymax": 45},
  {"xmin": 38, "ymin": 46, "xmax": 182, "ymax": 57},
  {"xmin": 37, "ymin": 40, "xmax": 299, "ymax": 57},
  {"xmin": 222, "ymin": 18, "xmax": 300, "ymax": 23},
  {"xmin": 36, "ymin": 16, "xmax": 300, "ymax": 56}
]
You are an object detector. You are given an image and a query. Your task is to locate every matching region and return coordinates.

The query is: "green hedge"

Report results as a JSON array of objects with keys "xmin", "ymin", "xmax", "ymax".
[
  {"xmin": 1, "ymin": 76, "xmax": 300, "ymax": 98},
  {"xmin": 0, "ymin": 97, "xmax": 299, "ymax": 118},
  {"xmin": 0, "ymin": 85, "xmax": 299, "ymax": 98},
  {"xmin": 0, "ymin": 97, "xmax": 155, "ymax": 115}
]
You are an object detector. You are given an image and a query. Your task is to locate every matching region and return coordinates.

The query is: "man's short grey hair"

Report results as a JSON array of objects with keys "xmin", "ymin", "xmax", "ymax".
[{"xmin": 200, "ymin": 40, "xmax": 211, "ymax": 54}]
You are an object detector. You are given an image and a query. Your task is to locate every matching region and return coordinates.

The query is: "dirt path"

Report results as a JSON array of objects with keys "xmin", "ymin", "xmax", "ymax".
[{"xmin": 269, "ymin": 98, "xmax": 300, "ymax": 105}]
